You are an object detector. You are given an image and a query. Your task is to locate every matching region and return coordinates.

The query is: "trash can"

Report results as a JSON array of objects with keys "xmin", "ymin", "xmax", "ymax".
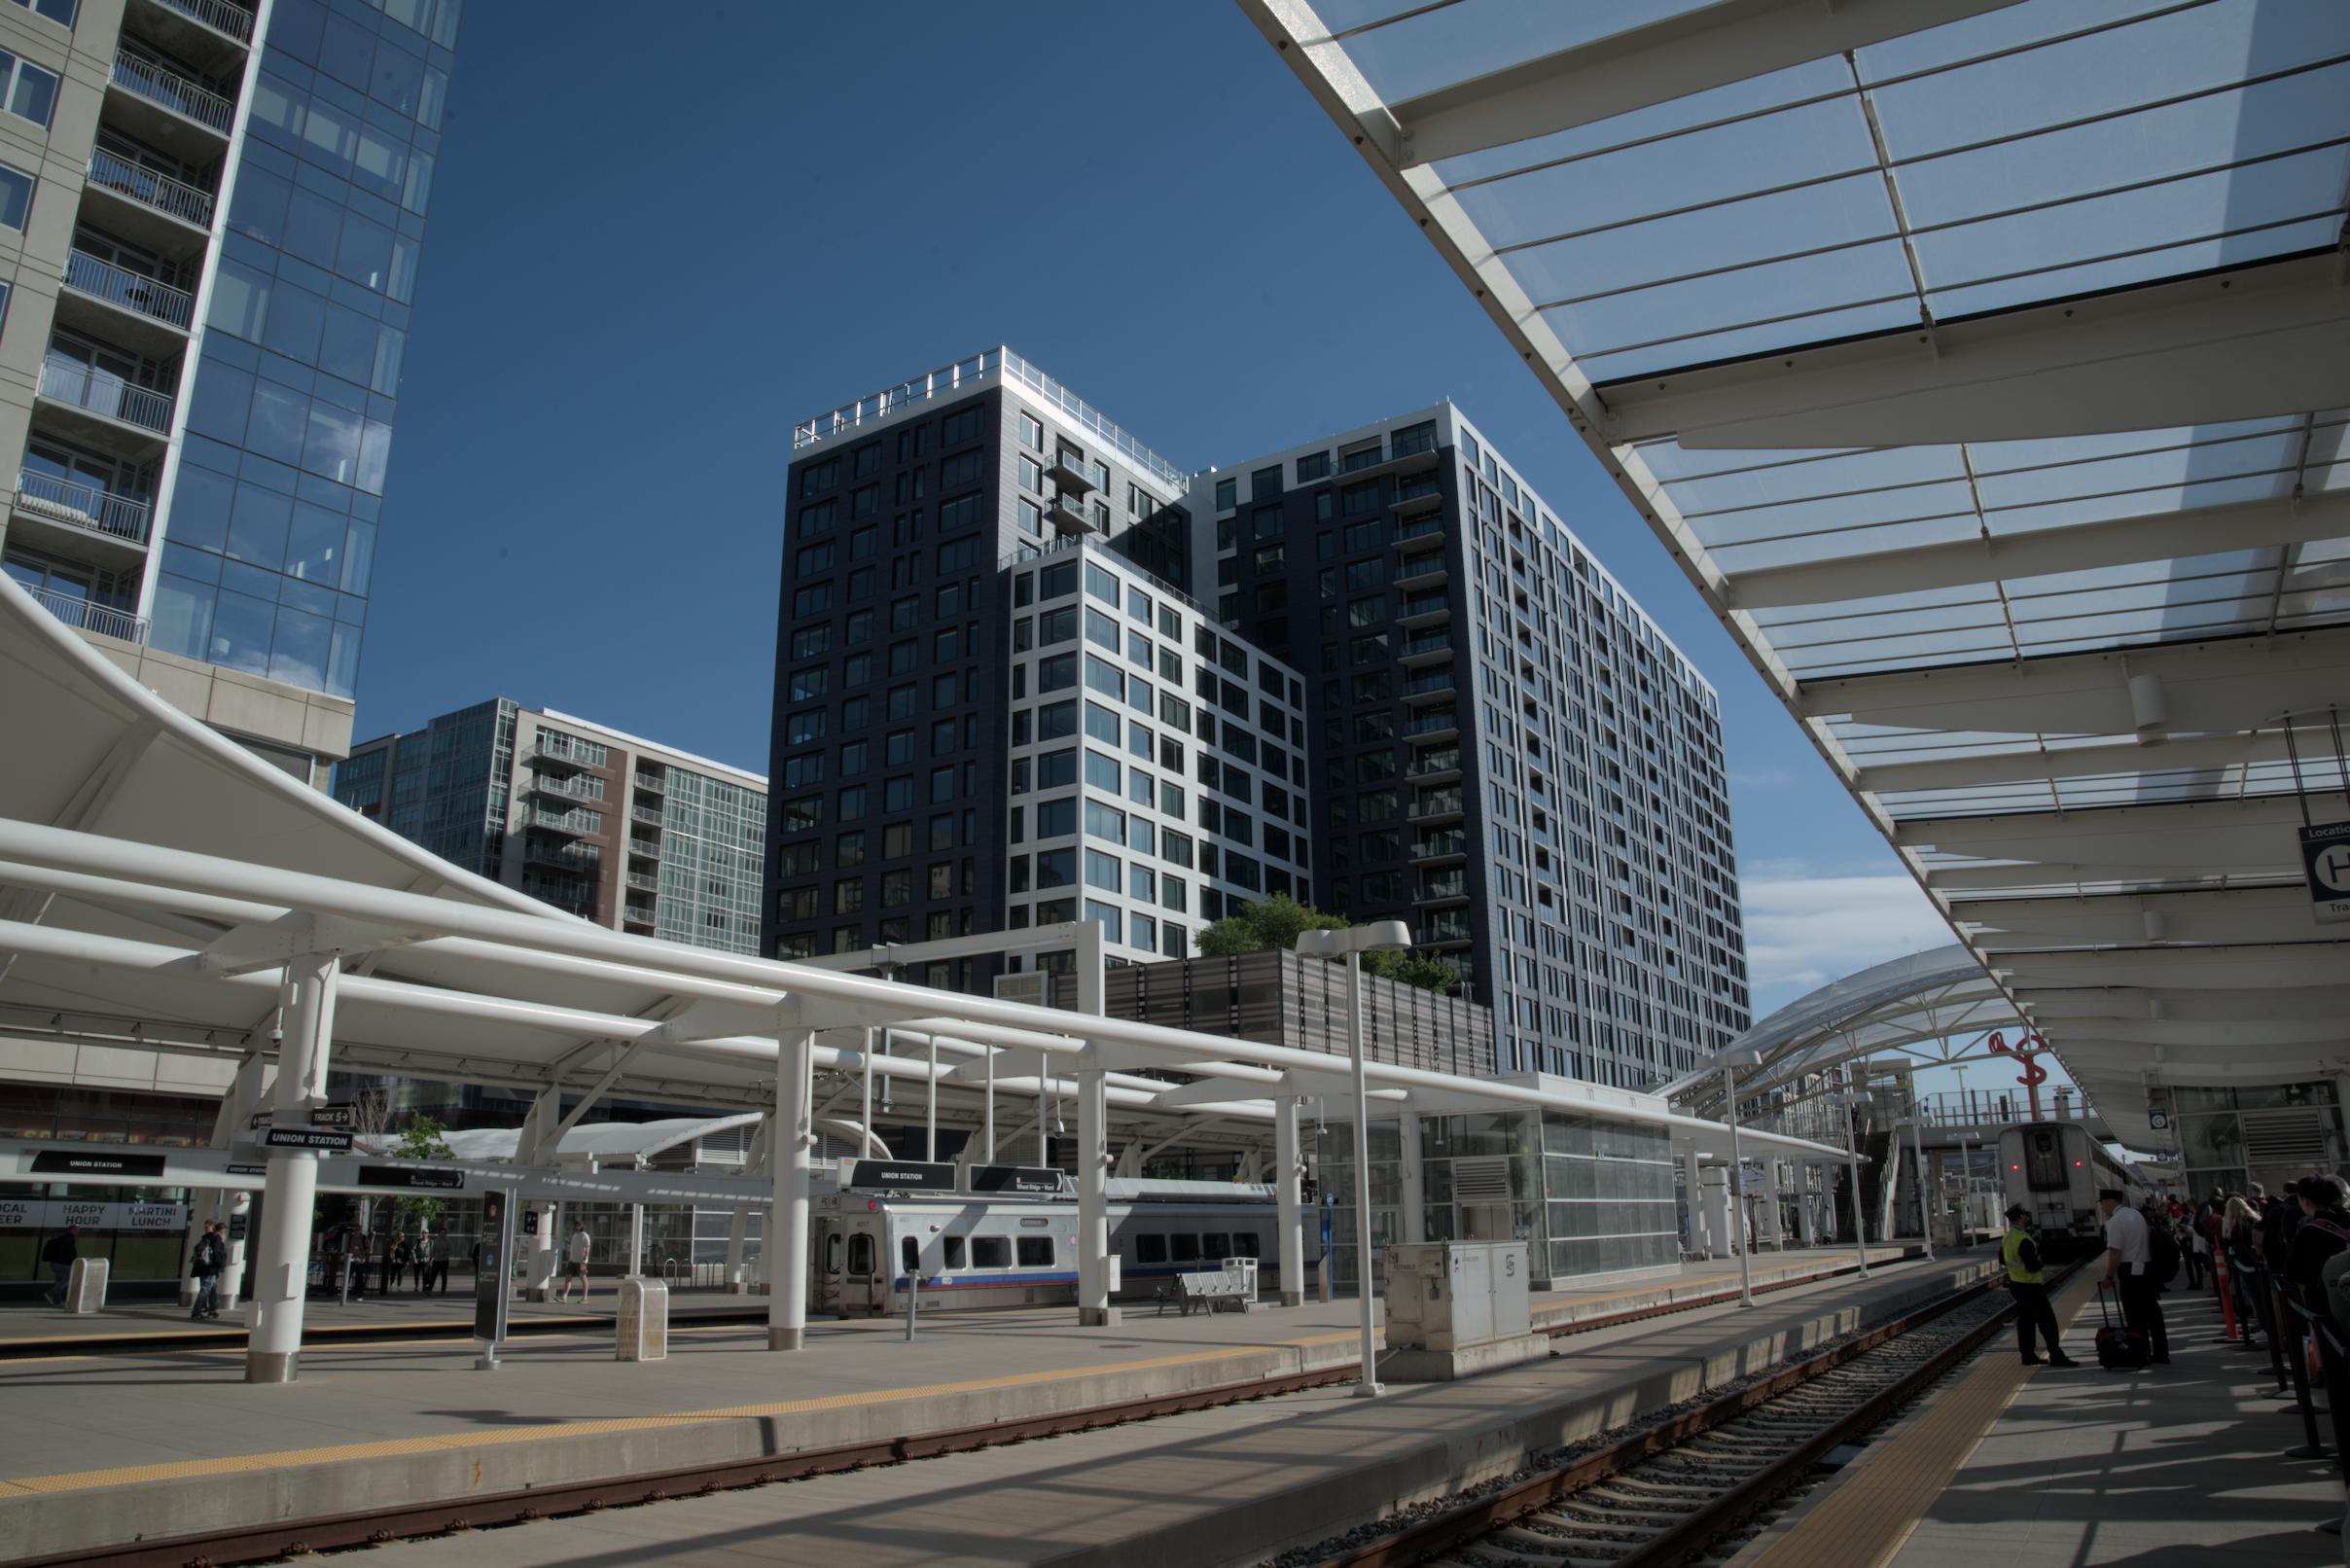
[
  {"xmin": 65, "ymin": 1257, "xmax": 109, "ymax": 1315},
  {"xmin": 616, "ymin": 1276, "xmax": 668, "ymax": 1361}
]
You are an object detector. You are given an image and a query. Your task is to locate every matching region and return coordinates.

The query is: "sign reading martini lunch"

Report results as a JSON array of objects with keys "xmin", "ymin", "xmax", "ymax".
[{"xmin": 2302, "ymin": 821, "xmax": 2350, "ymax": 926}]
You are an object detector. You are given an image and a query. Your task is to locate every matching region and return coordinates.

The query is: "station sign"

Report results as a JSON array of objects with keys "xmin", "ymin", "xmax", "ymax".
[
  {"xmin": 967, "ymin": 1164, "xmax": 1064, "ymax": 1194},
  {"xmin": 29, "ymin": 1150, "xmax": 165, "ymax": 1178},
  {"xmin": 250, "ymin": 1103, "xmax": 357, "ymax": 1130},
  {"xmin": 0, "ymin": 1197, "xmax": 185, "ymax": 1230},
  {"xmin": 264, "ymin": 1126, "xmax": 355, "ymax": 1152},
  {"xmin": 476, "ymin": 1190, "xmax": 514, "ymax": 1345},
  {"xmin": 843, "ymin": 1158, "xmax": 958, "ymax": 1193},
  {"xmin": 2301, "ymin": 822, "xmax": 2350, "ymax": 925},
  {"xmin": 355, "ymin": 1163, "xmax": 466, "ymax": 1191},
  {"xmin": 227, "ymin": 1163, "xmax": 267, "ymax": 1178}
]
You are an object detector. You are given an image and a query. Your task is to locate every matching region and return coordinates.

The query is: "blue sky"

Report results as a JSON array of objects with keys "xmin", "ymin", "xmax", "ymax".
[{"xmin": 361, "ymin": 2, "xmax": 1998, "ymax": 1048}]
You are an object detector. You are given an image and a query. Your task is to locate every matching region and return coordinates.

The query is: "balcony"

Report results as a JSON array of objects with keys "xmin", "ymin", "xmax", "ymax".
[
  {"xmin": 1047, "ymin": 494, "xmax": 1095, "ymax": 536},
  {"xmin": 37, "ymin": 357, "xmax": 174, "ymax": 443},
  {"xmin": 1399, "ymin": 631, "xmax": 1451, "ymax": 666},
  {"xmin": 13, "ymin": 469, "xmax": 153, "ymax": 548},
  {"xmin": 625, "ymin": 871, "xmax": 659, "ymax": 893},
  {"xmin": 1401, "ymin": 669, "xmax": 1456, "ymax": 703},
  {"xmin": 519, "ymin": 874, "xmax": 595, "ymax": 910},
  {"xmin": 1396, "ymin": 555, "xmax": 1449, "ymax": 589},
  {"xmin": 528, "ymin": 805, "xmax": 601, "ymax": 838},
  {"xmin": 1398, "ymin": 591, "xmax": 1450, "ymax": 627},
  {"xmin": 1395, "ymin": 515, "xmax": 1446, "ymax": 552},
  {"xmin": 62, "ymin": 249, "xmax": 195, "ymax": 337},
  {"xmin": 1422, "ymin": 911, "xmax": 1474, "ymax": 945},
  {"xmin": 623, "ymin": 903, "xmax": 657, "ymax": 927},
  {"xmin": 628, "ymin": 837, "xmax": 661, "ymax": 859},
  {"xmin": 1414, "ymin": 830, "xmax": 1468, "ymax": 863},
  {"xmin": 84, "ymin": 149, "xmax": 214, "ymax": 233},
  {"xmin": 528, "ymin": 736, "xmax": 599, "ymax": 771},
  {"xmin": 109, "ymin": 51, "xmax": 237, "ymax": 140},
  {"xmin": 633, "ymin": 767, "xmax": 665, "ymax": 795},
  {"xmin": 1403, "ymin": 707, "xmax": 1458, "ymax": 742},
  {"xmin": 527, "ymin": 771, "xmax": 603, "ymax": 803},
  {"xmin": 20, "ymin": 584, "xmax": 147, "ymax": 644},
  {"xmin": 142, "ymin": 0, "xmax": 255, "ymax": 45},
  {"xmin": 523, "ymin": 836, "xmax": 600, "ymax": 871},
  {"xmin": 1337, "ymin": 429, "xmax": 1442, "ymax": 482},
  {"xmin": 1415, "ymin": 872, "xmax": 1470, "ymax": 905},
  {"xmin": 631, "ymin": 803, "xmax": 664, "ymax": 828},
  {"xmin": 1048, "ymin": 449, "xmax": 1103, "ymax": 496},
  {"xmin": 1408, "ymin": 790, "xmax": 1465, "ymax": 824},
  {"xmin": 1406, "ymin": 748, "xmax": 1462, "ymax": 782}
]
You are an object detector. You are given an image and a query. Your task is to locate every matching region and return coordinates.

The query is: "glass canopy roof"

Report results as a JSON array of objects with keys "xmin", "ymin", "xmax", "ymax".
[{"xmin": 1247, "ymin": 0, "xmax": 2350, "ymax": 1154}]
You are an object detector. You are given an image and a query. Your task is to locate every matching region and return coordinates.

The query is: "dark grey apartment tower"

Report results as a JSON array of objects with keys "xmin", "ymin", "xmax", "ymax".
[
  {"xmin": 1189, "ymin": 407, "xmax": 1749, "ymax": 1088},
  {"xmin": 766, "ymin": 350, "xmax": 1314, "ymax": 993}
]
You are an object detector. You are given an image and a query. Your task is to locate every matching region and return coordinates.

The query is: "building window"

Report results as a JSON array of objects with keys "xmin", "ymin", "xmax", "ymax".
[
  {"xmin": 0, "ymin": 51, "xmax": 57, "ymax": 125},
  {"xmin": 1018, "ymin": 411, "xmax": 1043, "ymax": 449},
  {"xmin": 0, "ymin": 161, "xmax": 29, "ymax": 230},
  {"xmin": 1296, "ymin": 451, "xmax": 1330, "ymax": 482},
  {"xmin": 1213, "ymin": 477, "xmax": 1236, "ymax": 512}
]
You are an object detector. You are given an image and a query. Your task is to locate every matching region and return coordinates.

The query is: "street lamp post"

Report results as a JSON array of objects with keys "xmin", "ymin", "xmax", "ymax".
[
  {"xmin": 1839, "ymin": 1068, "xmax": 1870, "ymax": 1279},
  {"xmin": 1716, "ymin": 1047, "xmax": 1766, "ymax": 1308},
  {"xmin": 1296, "ymin": 919, "xmax": 1412, "ymax": 1399}
]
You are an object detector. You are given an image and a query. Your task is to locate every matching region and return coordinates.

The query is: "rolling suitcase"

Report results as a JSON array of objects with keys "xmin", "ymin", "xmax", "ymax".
[{"xmin": 2094, "ymin": 1280, "xmax": 2151, "ymax": 1370}]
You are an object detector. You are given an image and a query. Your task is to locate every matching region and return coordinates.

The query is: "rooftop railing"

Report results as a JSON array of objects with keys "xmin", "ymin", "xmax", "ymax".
[
  {"xmin": 149, "ymin": 0, "xmax": 256, "ymax": 42},
  {"xmin": 64, "ymin": 249, "xmax": 195, "ymax": 329},
  {"xmin": 38, "ymin": 357, "xmax": 173, "ymax": 434},
  {"xmin": 23, "ymin": 585, "xmax": 148, "ymax": 643},
  {"xmin": 86, "ymin": 148, "xmax": 215, "ymax": 228},
  {"xmin": 14, "ymin": 469, "xmax": 153, "ymax": 544},
  {"xmin": 110, "ymin": 51, "xmax": 235, "ymax": 134}
]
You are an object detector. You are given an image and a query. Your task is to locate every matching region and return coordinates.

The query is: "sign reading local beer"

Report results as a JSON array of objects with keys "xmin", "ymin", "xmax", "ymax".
[
  {"xmin": 355, "ymin": 1163, "xmax": 466, "ymax": 1191},
  {"xmin": 2301, "ymin": 821, "xmax": 2350, "ymax": 925},
  {"xmin": 842, "ymin": 1158, "xmax": 958, "ymax": 1193},
  {"xmin": 967, "ymin": 1164, "xmax": 1064, "ymax": 1194},
  {"xmin": 264, "ymin": 1126, "xmax": 355, "ymax": 1152},
  {"xmin": 29, "ymin": 1150, "xmax": 166, "ymax": 1178}
]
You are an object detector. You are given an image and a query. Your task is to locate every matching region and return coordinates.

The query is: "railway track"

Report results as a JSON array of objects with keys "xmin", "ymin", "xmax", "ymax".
[{"xmin": 1291, "ymin": 1265, "xmax": 2057, "ymax": 1568}]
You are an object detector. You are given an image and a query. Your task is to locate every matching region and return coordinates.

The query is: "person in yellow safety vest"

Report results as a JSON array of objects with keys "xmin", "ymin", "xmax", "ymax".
[{"xmin": 2004, "ymin": 1203, "xmax": 2078, "ymax": 1368}]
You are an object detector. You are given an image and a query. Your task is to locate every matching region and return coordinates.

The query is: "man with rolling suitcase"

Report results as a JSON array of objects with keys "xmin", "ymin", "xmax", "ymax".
[{"xmin": 2099, "ymin": 1188, "xmax": 2168, "ymax": 1367}]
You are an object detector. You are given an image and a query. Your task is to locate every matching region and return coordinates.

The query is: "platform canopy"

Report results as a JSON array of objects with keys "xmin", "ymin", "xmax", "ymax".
[
  {"xmin": 1245, "ymin": 0, "xmax": 2350, "ymax": 1154},
  {"xmin": 0, "ymin": 577, "xmax": 1840, "ymax": 1166}
]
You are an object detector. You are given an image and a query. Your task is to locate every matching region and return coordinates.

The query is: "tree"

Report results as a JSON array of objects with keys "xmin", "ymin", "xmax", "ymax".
[
  {"xmin": 1193, "ymin": 894, "xmax": 1459, "ymax": 996},
  {"xmin": 389, "ymin": 1113, "xmax": 456, "ymax": 1230}
]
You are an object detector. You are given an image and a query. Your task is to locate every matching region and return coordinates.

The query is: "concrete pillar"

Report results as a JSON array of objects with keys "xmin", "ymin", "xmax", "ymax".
[
  {"xmin": 1397, "ymin": 1112, "xmax": 1426, "ymax": 1245},
  {"xmin": 1683, "ymin": 1149, "xmax": 1707, "ymax": 1257},
  {"xmin": 767, "ymin": 1025, "xmax": 813, "ymax": 1347},
  {"xmin": 627, "ymin": 1203, "xmax": 644, "ymax": 1276},
  {"xmin": 1798, "ymin": 1163, "xmax": 1819, "ymax": 1246},
  {"xmin": 517, "ymin": 1089, "xmax": 561, "ymax": 1301},
  {"xmin": 1761, "ymin": 1158, "xmax": 1784, "ymax": 1250},
  {"xmin": 1076, "ymin": 1065, "xmax": 1117, "ymax": 1325},
  {"xmin": 1276, "ymin": 1097, "xmax": 1304, "ymax": 1306},
  {"xmin": 245, "ymin": 954, "xmax": 338, "ymax": 1384}
]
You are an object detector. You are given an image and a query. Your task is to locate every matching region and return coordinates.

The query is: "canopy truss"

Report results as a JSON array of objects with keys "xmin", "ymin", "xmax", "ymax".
[{"xmin": 1245, "ymin": 0, "xmax": 2350, "ymax": 1152}]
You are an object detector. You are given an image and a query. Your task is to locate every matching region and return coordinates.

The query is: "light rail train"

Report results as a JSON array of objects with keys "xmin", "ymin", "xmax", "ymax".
[
  {"xmin": 810, "ymin": 1178, "xmax": 1316, "ymax": 1315},
  {"xmin": 1998, "ymin": 1123, "xmax": 2147, "ymax": 1256}
]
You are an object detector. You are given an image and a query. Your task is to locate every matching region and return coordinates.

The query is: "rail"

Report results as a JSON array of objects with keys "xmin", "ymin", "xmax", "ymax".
[
  {"xmin": 14, "ymin": 469, "xmax": 153, "ymax": 544},
  {"xmin": 150, "ymin": 0, "xmax": 256, "ymax": 41},
  {"xmin": 22, "ymin": 585, "xmax": 149, "ymax": 643},
  {"xmin": 37, "ymin": 357, "xmax": 174, "ymax": 433},
  {"xmin": 110, "ymin": 52, "xmax": 236, "ymax": 134},
  {"xmin": 85, "ymin": 148, "xmax": 215, "ymax": 227}
]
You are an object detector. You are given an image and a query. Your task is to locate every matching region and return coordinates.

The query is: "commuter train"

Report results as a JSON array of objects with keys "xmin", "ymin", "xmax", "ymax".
[
  {"xmin": 1999, "ymin": 1123, "xmax": 2147, "ymax": 1255},
  {"xmin": 809, "ymin": 1178, "xmax": 1315, "ymax": 1316}
]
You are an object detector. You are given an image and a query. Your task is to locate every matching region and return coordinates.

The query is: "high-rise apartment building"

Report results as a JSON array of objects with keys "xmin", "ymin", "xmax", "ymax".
[
  {"xmin": 766, "ymin": 349, "xmax": 1312, "ymax": 990},
  {"xmin": 766, "ymin": 353, "xmax": 1747, "ymax": 1087},
  {"xmin": 1188, "ymin": 407, "xmax": 1749, "ymax": 1087},
  {"xmin": 0, "ymin": 0, "xmax": 459, "ymax": 785},
  {"xmin": 335, "ymin": 698, "xmax": 768, "ymax": 956}
]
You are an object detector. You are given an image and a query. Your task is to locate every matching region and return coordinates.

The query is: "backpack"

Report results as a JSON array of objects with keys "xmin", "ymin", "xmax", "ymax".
[{"xmin": 2149, "ymin": 1224, "xmax": 2181, "ymax": 1283}]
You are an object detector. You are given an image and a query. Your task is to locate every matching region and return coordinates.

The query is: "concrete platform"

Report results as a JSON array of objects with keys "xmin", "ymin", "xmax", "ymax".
[
  {"xmin": 0, "ymin": 1243, "xmax": 1925, "ymax": 1558},
  {"xmin": 1736, "ymin": 1269, "xmax": 2345, "ymax": 1568}
]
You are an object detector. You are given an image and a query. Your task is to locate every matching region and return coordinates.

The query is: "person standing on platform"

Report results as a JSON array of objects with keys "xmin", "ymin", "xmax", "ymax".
[
  {"xmin": 2288, "ymin": 1176, "xmax": 2350, "ymax": 1320},
  {"xmin": 191, "ymin": 1220, "xmax": 228, "ymax": 1320},
  {"xmin": 558, "ymin": 1223, "xmax": 592, "ymax": 1303},
  {"xmin": 2003, "ymin": 1205, "xmax": 2078, "ymax": 1367},
  {"xmin": 2100, "ymin": 1188, "xmax": 2168, "ymax": 1366},
  {"xmin": 40, "ymin": 1223, "xmax": 79, "ymax": 1307}
]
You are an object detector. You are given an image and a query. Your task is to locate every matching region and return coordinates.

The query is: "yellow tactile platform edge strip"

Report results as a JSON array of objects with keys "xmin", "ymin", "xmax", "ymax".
[
  {"xmin": 0, "ymin": 1250, "xmax": 1905, "ymax": 1499},
  {"xmin": 1741, "ymin": 1268, "xmax": 2101, "ymax": 1568}
]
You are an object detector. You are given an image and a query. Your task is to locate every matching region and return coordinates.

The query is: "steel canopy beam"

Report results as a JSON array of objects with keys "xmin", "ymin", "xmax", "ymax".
[
  {"xmin": 1859, "ymin": 731, "xmax": 2296, "ymax": 795},
  {"xmin": 1602, "ymin": 256, "xmax": 2350, "ymax": 448},
  {"xmin": 1378, "ymin": 0, "xmax": 2022, "ymax": 168},
  {"xmin": 1898, "ymin": 795, "xmax": 2312, "ymax": 871},
  {"xmin": 1727, "ymin": 491, "xmax": 2350, "ymax": 612}
]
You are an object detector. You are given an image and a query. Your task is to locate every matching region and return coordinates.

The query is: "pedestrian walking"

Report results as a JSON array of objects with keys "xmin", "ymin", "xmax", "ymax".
[
  {"xmin": 2003, "ymin": 1205, "xmax": 2078, "ymax": 1368},
  {"xmin": 2100, "ymin": 1187, "xmax": 2169, "ymax": 1366},
  {"xmin": 557, "ymin": 1223, "xmax": 592, "ymax": 1303},
  {"xmin": 190, "ymin": 1220, "xmax": 228, "ymax": 1320},
  {"xmin": 40, "ymin": 1223, "xmax": 80, "ymax": 1307}
]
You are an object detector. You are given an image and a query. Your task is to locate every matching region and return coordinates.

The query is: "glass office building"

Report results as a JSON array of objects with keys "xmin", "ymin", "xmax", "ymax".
[{"xmin": 0, "ymin": 0, "xmax": 461, "ymax": 784}]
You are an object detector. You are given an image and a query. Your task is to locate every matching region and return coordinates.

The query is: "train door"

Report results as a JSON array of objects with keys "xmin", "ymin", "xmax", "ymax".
[
  {"xmin": 813, "ymin": 1217, "xmax": 845, "ymax": 1315},
  {"xmin": 843, "ymin": 1223, "xmax": 883, "ymax": 1314}
]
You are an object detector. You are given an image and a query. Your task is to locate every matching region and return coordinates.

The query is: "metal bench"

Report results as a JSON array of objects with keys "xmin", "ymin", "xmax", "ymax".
[{"xmin": 1159, "ymin": 1257, "xmax": 1261, "ymax": 1316}]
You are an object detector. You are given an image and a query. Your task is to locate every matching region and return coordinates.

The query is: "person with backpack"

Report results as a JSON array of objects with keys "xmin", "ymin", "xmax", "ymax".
[
  {"xmin": 2003, "ymin": 1205, "xmax": 2079, "ymax": 1368},
  {"xmin": 2288, "ymin": 1175, "xmax": 2350, "ymax": 1321},
  {"xmin": 190, "ymin": 1220, "xmax": 229, "ymax": 1320},
  {"xmin": 2141, "ymin": 1202, "xmax": 2182, "ymax": 1294},
  {"xmin": 2099, "ymin": 1188, "xmax": 2168, "ymax": 1366}
]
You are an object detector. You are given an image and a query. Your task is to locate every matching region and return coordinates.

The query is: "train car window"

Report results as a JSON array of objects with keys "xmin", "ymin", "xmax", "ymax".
[
  {"xmin": 826, "ymin": 1233, "xmax": 842, "ymax": 1271},
  {"xmin": 1171, "ymin": 1233, "xmax": 1201, "ymax": 1263},
  {"xmin": 944, "ymin": 1235, "xmax": 966, "ymax": 1269},
  {"xmin": 848, "ymin": 1233, "xmax": 874, "ymax": 1275},
  {"xmin": 972, "ymin": 1235, "xmax": 1011, "ymax": 1268},
  {"xmin": 1015, "ymin": 1236, "xmax": 1053, "ymax": 1267},
  {"xmin": 1230, "ymin": 1232, "xmax": 1261, "ymax": 1259},
  {"xmin": 1204, "ymin": 1232, "xmax": 1231, "ymax": 1258},
  {"xmin": 1136, "ymin": 1234, "xmax": 1167, "ymax": 1264},
  {"xmin": 901, "ymin": 1235, "xmax": 920, "ymax": 1274}
]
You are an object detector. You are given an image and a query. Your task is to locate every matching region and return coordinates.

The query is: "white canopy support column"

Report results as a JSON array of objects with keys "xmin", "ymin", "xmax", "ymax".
[
  {"xmin": 185, "ymin": 1048, "xmax": 267, "ymax": 1306},
  {"xmin": 724, "ymin": 1113, "xmax": 768, "ymax": 1294},
  {"xmin": 1397, "ymin": 1111, "xmax": 1426, "ymax": 1245},
  {"xmin": 245, "ymin": 952, "xmax": 338, "ymax": 1384},
  {"xmin": 1276, "ymin": 1096, "xmax": 1305, "ymax": 1306},
  {"xmin": 212, "ymin": 1051, "xmax": 269, "ymax": 1308},
  {"xmin": 516, "ymin": 1087, "xmax": 562, "ymax": 1301},
  {"xmin": 769, "ymin": 1021, "xmax": 813, "ymax": 1350},
  {"xmin": 1076, "ymin": 1059, "xmax": 1117, "ymax": 1326}
]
